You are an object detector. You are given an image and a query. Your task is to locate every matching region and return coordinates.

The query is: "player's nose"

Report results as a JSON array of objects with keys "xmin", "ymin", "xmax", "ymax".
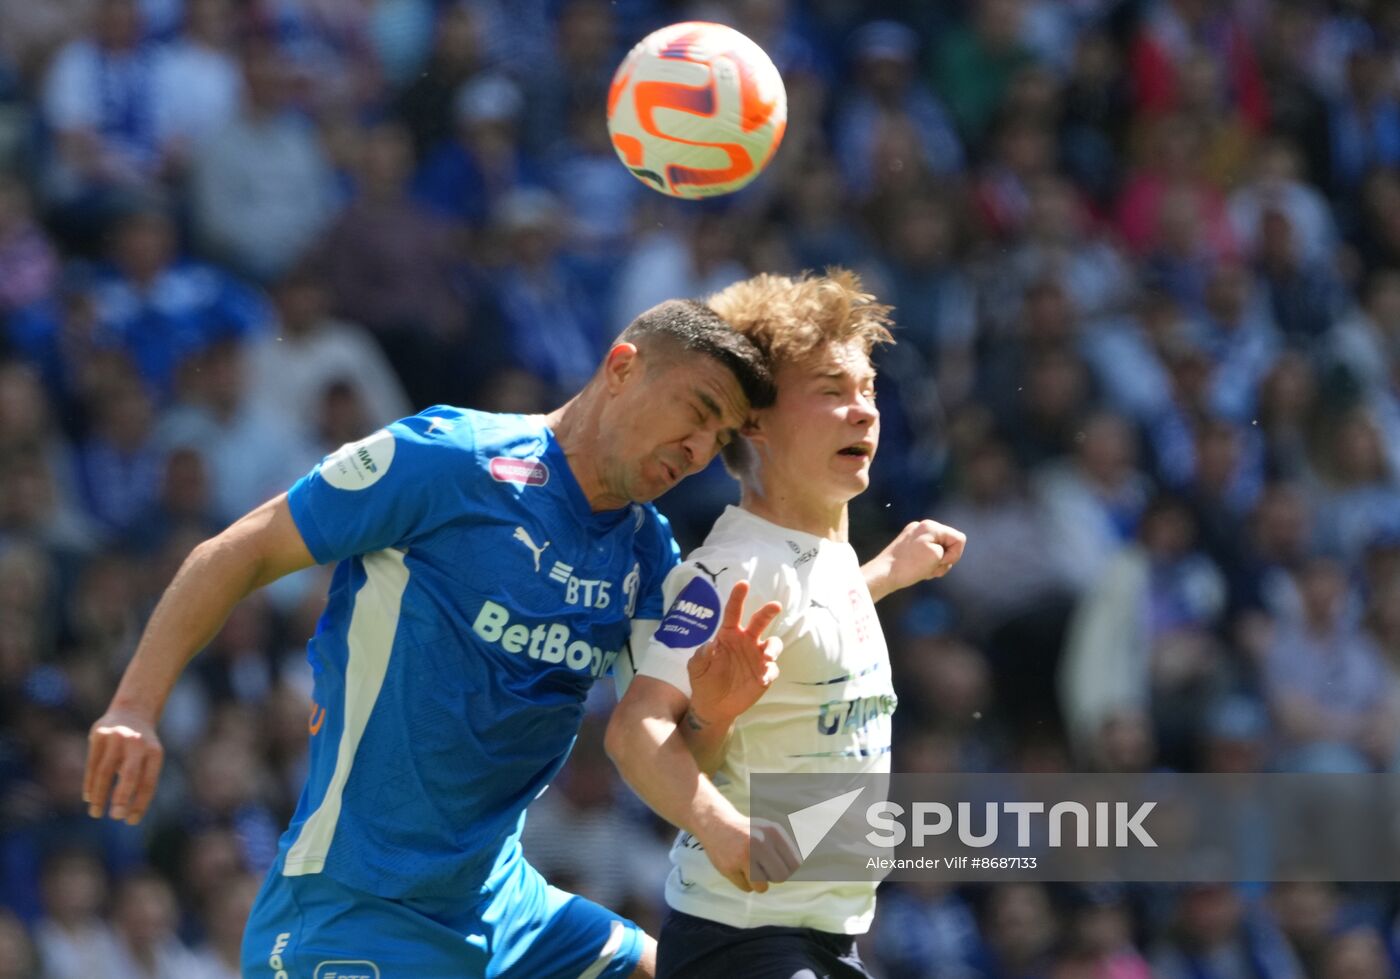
[
  {"xmin": 681, "ymin": 431, "xmax": 710, "ymax": 470},
  {"xmin": 850, "ymin": 397, "xmax": 878, "ymax": 426}
]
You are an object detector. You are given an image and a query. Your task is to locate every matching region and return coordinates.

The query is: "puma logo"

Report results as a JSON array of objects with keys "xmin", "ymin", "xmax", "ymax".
[
  {"xmin": 695, "ymin": 562, "xmax": 727, "ymax": 585},
  {"xmin": 513, "ymin": 527, "xmax": 550, "ymax": 572}
]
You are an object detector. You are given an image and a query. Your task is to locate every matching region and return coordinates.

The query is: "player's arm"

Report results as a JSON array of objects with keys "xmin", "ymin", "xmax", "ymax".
[
  {"xmin": 606, "ymin": 675, "xmax": 761, "ymax": 892},
  {"xmin": 680, "ymin": 581, "xmax": 783, "ymax": 773},
  {"xmin": 606, "ymin": 583, "xmax": 789, "ymax": 892},
  {"xmin": 862, "ymin": 518, "xmax": 967, "ymax": 603},
  {"xmin": 679, "ymin": 690, "xmax": 735, "ymax": 776},
  {"xmin": 84, "ymin": 494, "xmax": 315, "ymax": 824}
]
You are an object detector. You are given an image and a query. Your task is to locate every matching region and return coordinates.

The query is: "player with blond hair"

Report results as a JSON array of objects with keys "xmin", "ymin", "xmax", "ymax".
[{"xmin": 607, "ymin": 269, "xmax": 966, "ymax": 978}]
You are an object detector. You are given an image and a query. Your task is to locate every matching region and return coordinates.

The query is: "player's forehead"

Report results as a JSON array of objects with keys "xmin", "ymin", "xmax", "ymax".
[
  {"xmin": 784, "ymin": 339, "xmax": 875, "ymax": 384},
  {"xmin": 657, "ymin": 349, "xmax": 749, "ymax": 422}
]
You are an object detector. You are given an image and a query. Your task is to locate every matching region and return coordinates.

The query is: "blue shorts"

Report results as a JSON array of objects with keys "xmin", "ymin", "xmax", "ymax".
[{"xmin": 241, "ymin": 852, "xmax": 644, "ymax": 978}]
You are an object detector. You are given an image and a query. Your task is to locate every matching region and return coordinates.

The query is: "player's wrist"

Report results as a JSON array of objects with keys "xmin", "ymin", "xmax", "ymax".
[
  {"xmin": 861, "ymin": 552, "xmax": 897, "ymax": 602},
  {"xmin": 689, "ymin": 793, "xmax": 745, "ymax": 848},
  {"xmin": 686, "ymin": 701, "xmax": 738, "ymax": 731}
]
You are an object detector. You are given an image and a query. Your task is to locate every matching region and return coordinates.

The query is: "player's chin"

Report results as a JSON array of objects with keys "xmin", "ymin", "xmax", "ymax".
[
  {"xmin": 829, "ymin": 460, "xmax": 871, "ymax": 488},
  {"xmin": 628, "ymin": 473, "xmax": 673, "ymax": 504}
]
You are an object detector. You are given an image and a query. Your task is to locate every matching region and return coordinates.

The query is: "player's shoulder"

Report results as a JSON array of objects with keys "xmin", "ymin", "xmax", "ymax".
[
  {"xmin": 394, "ymin": 407, "xmax": 549, "ymax": 471},
  {"xmin": 700, "ymin": 506, "xmax": 808, "ymax": 576},
  {"xmin": 672, "ymin": 509, "xmax": 803, "ymax": 603},
  {"xmin": 630, "ymin": 502, "xmax": 675, "ymax": 552}
]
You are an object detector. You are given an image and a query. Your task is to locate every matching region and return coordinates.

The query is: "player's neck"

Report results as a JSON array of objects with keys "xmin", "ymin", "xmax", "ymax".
[
  {"xmin": 740, "ymin": 483, "xmax": 849, "ymax": 542},
  {"xmin": 542, "ymin": 397, "xmax": 628, "ymax": 511}
]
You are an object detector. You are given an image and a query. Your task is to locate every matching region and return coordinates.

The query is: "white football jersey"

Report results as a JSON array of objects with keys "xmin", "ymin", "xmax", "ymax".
[{"xmin": 636, "ymin": 506, "xmax": 896, "ymax": 934}]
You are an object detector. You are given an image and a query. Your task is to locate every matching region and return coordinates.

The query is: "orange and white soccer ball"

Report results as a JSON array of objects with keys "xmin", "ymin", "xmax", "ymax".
[{"xmin": 606, "ymin": 22, "xmax": 787, "ymax": 199}]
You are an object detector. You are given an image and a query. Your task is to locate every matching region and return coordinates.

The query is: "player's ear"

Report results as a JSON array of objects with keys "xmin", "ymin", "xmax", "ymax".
[
  {"xmin": 740, "ymin": 412, "xmax": 767, "ymax": 446},
  {"xmin": 601, "ymin": 342, "xmax": 640, "ymax": 394}
]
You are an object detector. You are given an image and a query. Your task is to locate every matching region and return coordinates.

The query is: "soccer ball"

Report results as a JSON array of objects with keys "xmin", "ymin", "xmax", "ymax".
[{"xmin": 606, "ymin": 22, "xmax": 787, "ymax": 199}]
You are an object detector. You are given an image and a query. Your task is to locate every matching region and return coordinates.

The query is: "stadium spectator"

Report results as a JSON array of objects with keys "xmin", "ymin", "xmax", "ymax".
[
  {"xmin": 38, "ymin": 0, "xmax": 164, "ymax": 235},
  {"xmin": 1264, "ymin": 555, "xmax": 1396, "ymax": 772},
  {"xmin": 1229, "ymin": 138, "xmax": 1338, "ymax": 266},
  {"xmin": 89, "ymin": 200, "xmax": 269, "ymax": 403},
  {"xmin": 32, "ymin": 848, "xmax": 122, "ymax": 979},
  {"xmin": 1061, "ymin": 494, "xmax": 1228, "ymax": 763},
  {"xmin": 1037, "ymin": 411, "xmax": 1152, "ymax": 592},
  {"xmin": 190, "ymin": 42, "xmax": 339, "ymax": 282},
  {"xmin": 932, "ymin": 0, "xmax": 1036, "ymax": 148},
  {"xmin": 1149, "ymin": 883, "xmax": 1300, "ymax": 979},
  {"xmin": 833, "ymin": 20, "xmax": 963, "ymax": 197},
  {"xmin": 188, "ymin": 872, "xmax": 258, "ymax": 979},
  {"xmin": 151, "ymin": 0, "xmax": 244, "ymax": 160},
  {"xmin": 391, "ymin": 1, "xmax": 484, "ymax": 160},
  {"xmin": 155, "ymin": 335, "xmax": 317, "ymax": 529},
  {"xmin": 244, "ymin": 263, "xmax": 414, "ymax": 444},
  {"xmin": 489, "ymin": 187, "xmax": 606, "ymax": 397},
  {"xmin": 1326, "ymin": 44, "xmax": 1400, "ymax": 195},
  {"xmin": 317, "ymin": 119, "xmax": 461, "ymax": 341},
  {"xmin": 412, "ymin": 71, "xmax": 541, "ymax": 229},
  {"xmin": 972, "ymin": 883, "xmax": 1060, "ymax": 978},
  {"xmin": 0, "ymin": 728, "xmax": 143, "ymax": 923},
  {"xmin": 0, "ymin": 909, "xmax": 36, "ymax": 979},
  {"xmin": 75, "ymin": 368, "xmax": 163, "ymax": 536},
  {"xmin": 0, "ymin": 174, "xmax": 59, "ymax": 318},
  {"xmin": 107, "ymin": 871, "xmax": 203, "ymax": 979}
]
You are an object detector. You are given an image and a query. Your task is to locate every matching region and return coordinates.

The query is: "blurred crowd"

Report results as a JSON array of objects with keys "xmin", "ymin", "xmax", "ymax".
[{"xmin": 3, "ymin": 0, "xmax": 1400, "ymax": 975}]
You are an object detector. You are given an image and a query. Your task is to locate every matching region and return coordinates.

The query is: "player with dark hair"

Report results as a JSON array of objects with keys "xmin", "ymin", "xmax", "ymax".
[{"xmin": 83, "ymin": 298, "xmax": 774, "ymax": 978}]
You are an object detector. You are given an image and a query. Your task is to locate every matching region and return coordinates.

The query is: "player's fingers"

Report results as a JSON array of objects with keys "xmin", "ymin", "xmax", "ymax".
[
  {"xmin": 86, "ymin": 736, "xmax": 122, "ymax": 819},
  {"xmin": 115, "ymin": 742, "xmax": 163, "ymax": 824},
  {"xmin": 82, "ymin": 732, "xmax": 108, "ymax": 807},
  {"xmin": 771, "ymin": 825, "xmax": 803, "ymax": 877},
  {"xmin": 721, "ymin": 580, "xmax": 750, "ymax": 630},
  {"xmin": 723, "ymin": 867, "xmax": 752, "ymax": 893},
  {"xmin": 108, "ymin": 747, "xmax": 148, "ymax": 821},
  {"xmin": 751, "ymin": 839, "xmax": 792, "ymax": 885},
  {"xmin": 759, "ymin": 636, "xmax": 783, "ymax": 663},
  {"xmin": 926, "ymin": 542, "xmax": 946, "ymax": 575},
  {"xmin": 744, "ymin": 600, "xmax": 782, "ymax": 639},
  {"xmin": 123, "ymin": 749, "xmax": 163, "ymax": 825},
  {"xmin": 935, "ymin": 526, "xmax": 967, "ymax": 566},
  {"xmin": 687, "ymin": 641, "xmax": 716, "ymax": 674}
]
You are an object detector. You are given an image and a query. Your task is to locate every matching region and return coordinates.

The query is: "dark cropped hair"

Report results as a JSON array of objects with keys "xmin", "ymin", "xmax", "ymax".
[{"xmin": 618, "ymin": 299, "xmax": 775, "ymax": 409}]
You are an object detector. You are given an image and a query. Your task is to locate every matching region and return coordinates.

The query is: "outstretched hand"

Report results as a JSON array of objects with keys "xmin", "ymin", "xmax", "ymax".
[{"xmin": 687, "ymin": 580, "xmax": 783, "ymax": 725}]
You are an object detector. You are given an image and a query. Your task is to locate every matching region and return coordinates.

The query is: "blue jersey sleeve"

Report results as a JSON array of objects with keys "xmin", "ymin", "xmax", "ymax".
[{"xmin": 287, "ymin": 407, "xmax": 481, "ymax": 564}]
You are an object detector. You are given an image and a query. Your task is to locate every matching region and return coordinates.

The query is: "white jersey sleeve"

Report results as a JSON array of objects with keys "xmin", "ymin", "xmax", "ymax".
[{"xmin": 635, "ymin": 551, "xmax": 797, "ymax": 699}]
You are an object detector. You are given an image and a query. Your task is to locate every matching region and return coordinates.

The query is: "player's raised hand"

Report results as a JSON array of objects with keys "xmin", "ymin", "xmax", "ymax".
[
  {"xmin": 687, "ymin": 580, "xmax": 782, "ymax": 724},
  {"xmin": 84, "ymin": 709, "xmax": 164, "ymax": 825},
  {"xmin": 865, "ymin": 519, "xmax": 967, "ymax": 600}
]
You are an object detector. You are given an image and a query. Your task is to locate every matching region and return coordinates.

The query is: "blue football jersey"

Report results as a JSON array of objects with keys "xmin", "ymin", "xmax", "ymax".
[{"xmin": 277, "ymin": 407, "xmax": 679, "ymax": 899}]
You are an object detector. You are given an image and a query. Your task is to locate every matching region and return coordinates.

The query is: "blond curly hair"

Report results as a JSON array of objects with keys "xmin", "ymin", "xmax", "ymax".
[
  {"xmin": 706, "ymin": 268, "xmax": 894, "ymax": 368},
  {"xmin": 707, "ymin": 268, "xmax": 894, "ymax": 477}
]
